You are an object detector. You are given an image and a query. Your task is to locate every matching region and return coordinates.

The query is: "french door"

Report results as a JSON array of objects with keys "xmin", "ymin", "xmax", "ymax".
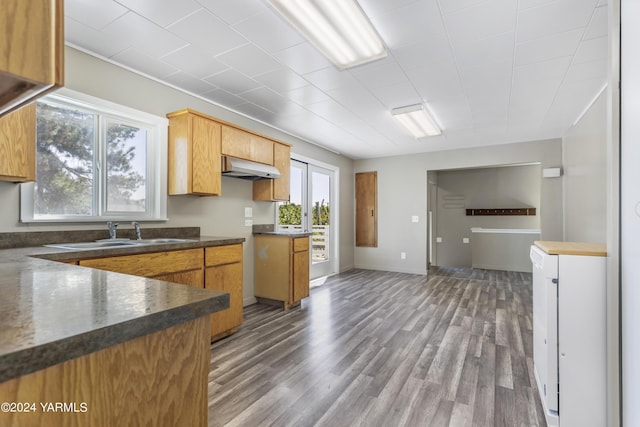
[{"xmin": 277, "ymin": 159, "xmax": 335, "ymax": 279}]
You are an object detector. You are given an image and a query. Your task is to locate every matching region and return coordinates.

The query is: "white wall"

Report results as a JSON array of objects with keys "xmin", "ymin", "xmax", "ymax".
[
  {"xmin": 563, "ymin": 90, "xmax": 607, "ymax": 242},
  {"xmin": 354, "ymin": 139, "xmax": 563, "ymax": 275},
  {"xmin": 0, "ymin": 47, "xmax": 355, "ymax": 304}
]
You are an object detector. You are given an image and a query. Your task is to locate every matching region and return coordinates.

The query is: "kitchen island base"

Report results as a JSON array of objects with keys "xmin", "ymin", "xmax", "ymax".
[{"xmin": 0, "ymin": 316, "xmax": 210, "ymax": 427}]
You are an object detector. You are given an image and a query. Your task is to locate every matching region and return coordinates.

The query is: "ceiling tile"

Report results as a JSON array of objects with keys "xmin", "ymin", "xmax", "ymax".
[
  {"xmin": 65, "ymin": 17, "xmax": 131, "ymax": 58},
  {"xmin": 444, "ymin": 0, "xmax": 517, "ymax": 46},
  {"xmin": 573, "ymin": 36, "xmax": 607, "ymax": 64},
  {"xmin": 216, "ymin": 44, "xmax": 282, "ymax": 77},
  {"xmin": 204, "ymin": 69, "xmax": 262, "ymax": 94},
  {"xmin": 201, "ymin": 88, "xmax": 246, "ymax": 107},
  {"xmin": 358, "ymin": 0, "xmax": 421, "ymax": 19},
  {"xmin": 233, "ymin": 102, "xmax": 274, "ymax": 119},
  {"xmin": 391, "ymin": 34, "xmax": 456, "ymax": 71},
  {"xmin": 327, "ymin": 86, "xmax": 385, "ymax": 119},
  {"xmin": 460, "ymin": 60, "xmax": 513, "ymax": 96},
  {"xmin": 284, "ymin": 85, "xmax": 331, "ymax": 106},
  {"xmin": 585, "ymin": 6, "xmax": 608, "ymax": 40},
  {"xmin": 232, "ymin": 11, "xmax": 305, "ymax": 53},
  {"xmin": 65, "ymin": 0, "xmax": 128, "ymax": 30},
  {"xmin": 273, "ymin": 42, "xmax": 333, "ymax": 75},
  {"xmin": 350, "ymin": 57, "xmax": 409, "ymax": 89},
  {"xmin": 160, "ymin": 45, "xmax": 228, "ymax": 78},
  {"xmin": 406, "ymin": 63, "xmax": 466, "ymax": 103},
  {"xmin": 167, "ymin": 9, "xmax": 248, "ymax": 55},
  {"xmin": 513, "ymin": 56, "xmax": 572, "ymax": 85},
  {"xmin": 452, "ymin": 32, "xmax": 515, "ymax": 69},
  {"xmin": 515, "ymin": 29, "xmax": 583, "ymax": 65},
  {"xmin": 195, "ymin": 0, "xmax": 269, "ymax": 25},
  {"xmin": 303, "ymin": 67, "xmax": 360, "ymax": 92},
  {"xmin": 564, "ymin": 58, "xmax": 607, "ymax": 82},
  {"xmin": 439, "ymin": 0, "xmax": 491, "ymax": 15},
  {"xmin": 517, "ymin": 0, "xmax": 594, "ymax": 43},
  {"xmin": 370, "ymin": 81, "xmax": 423, "ymax": 109},
  {"xmin": 111, "ymin": 47, "xmax": 179, "ymax": 79},
  {"xmin": 102, "ymin": 12, "xmax": 189, "ymax": 59},
  {"xmin": 114, "ymin": 0, "xmax": 202, "ymax": 27},
  {"xmin": 238, "ymin": 87, "xmax": 288, "ymax": 112},
  {"xmin": 518, "ymin": 0, "xmax": 558, "ymax": 10},
  {"xmin": 254, "ymin": 68, "xmax": 309, "ymax": 93},
  {"xmin": 369, "ymin": 0, "xmax": 446, "ymax": 48},
  {"xmin": 163, "ymin": 71, "xmax": 218, "ymax": 94}
]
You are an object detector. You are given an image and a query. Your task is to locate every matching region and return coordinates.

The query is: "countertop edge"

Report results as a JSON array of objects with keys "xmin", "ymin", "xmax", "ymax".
[
  {"xmin": 534, "ymin": 240, "xmax": 607, "ymax": 257},
  {"xmin": 0, "ymin": 293, "xmax": 228, "ymax": 383}
]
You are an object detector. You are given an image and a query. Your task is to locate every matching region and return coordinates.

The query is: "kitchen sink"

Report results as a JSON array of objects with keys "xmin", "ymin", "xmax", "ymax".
[
  {"xmin": 136, "ymin": 238, "xmax": 197, "ymax": 244},
  {"xmin": 45, "ymin": 240, "xmax": 143, "ymax": 250},
  {"xmin": 45, "ymin": 238, "xmax": 197, "ymax": 251}
]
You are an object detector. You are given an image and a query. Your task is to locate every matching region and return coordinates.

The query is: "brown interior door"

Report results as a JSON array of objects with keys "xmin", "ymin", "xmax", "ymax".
[{"xmin": 355, "ymin": 171, "xmax": 377, "ymax": 247}]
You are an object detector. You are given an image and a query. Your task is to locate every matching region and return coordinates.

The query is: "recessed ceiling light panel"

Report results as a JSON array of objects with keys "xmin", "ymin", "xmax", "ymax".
[
  {"xmin": 391, "ymin": 104, "xmax": 442, "ymax": 138},
  {"xmin": 267, "ymin": 0, "xmax": 387, "ymax": 70}
]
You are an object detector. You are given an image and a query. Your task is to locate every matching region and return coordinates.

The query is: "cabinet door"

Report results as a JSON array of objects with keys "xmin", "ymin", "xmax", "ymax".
[
  {"xmin": 292, "ymin": 248, "xmax": 310, "ymax": 303},
  {"xmin": 253, "ymin": 142, "xmax": 290, "ymax": 201},
  {"xmin": 153, "ymin": 269, "xmax": 204, "ymax": 288},
  {"xmin": 191, "ymin": 114, "xmax": 221, "ymax": 195},
  {"xmin": 355, "ymin": 171, "xmax": 377, "ymax": 247},
  {"xmin": 0, "ymin": 103, "xmax": 35, "ymax": 181},
  {"xmin": 206, "ymin": 262, "xmax": 243, "ymax": 337},
  {"xmin": 221, "ymin": 125, "xmax": 274, "ymax": 165}
]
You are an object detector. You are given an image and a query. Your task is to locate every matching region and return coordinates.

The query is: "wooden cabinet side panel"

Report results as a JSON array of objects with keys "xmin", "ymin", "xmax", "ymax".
[
  {"xmin": 79, "ymin": 249, "xmax": 204, "ymax": 277},
  {"xmin": 0, "ymin": 103, "xmax": 35, "ymax": 181},
  {"xmin": 254, "ymin": 236, "xmax": 290, "ymax": 301},
  {"xmin": 204, "ymin": 244, "xmax": 242, "ymax": 267},
  {"xmin": 205, "ymin": 262, "xmax": 243, "ymax": 336},
  {"xmin": 1, "ymin": 0, "xmax": 57, "ymax": 84},
  {"xmin": 167, "ymin": 113, "xmax": 190, "ymax": 195},
  {"xmin": 355, "ymin": 171, "xmax": 378, "ymax": 247},
  {"xmin": 191, "ymin": 115, "xmax": 221, "ymax": 195},
  {"xmin": 0, "ymin": 316, "xmax": 210, "ymax": 427}
]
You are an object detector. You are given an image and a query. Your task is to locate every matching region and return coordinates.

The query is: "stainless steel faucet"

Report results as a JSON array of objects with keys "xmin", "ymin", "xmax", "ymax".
[
  {"xmin": 132, "ymin": 221, "xmax": 142, "ymax": 240},
  {"xmin": 107, "ymin": 221, "xmax": 118, "ymax": 239}
]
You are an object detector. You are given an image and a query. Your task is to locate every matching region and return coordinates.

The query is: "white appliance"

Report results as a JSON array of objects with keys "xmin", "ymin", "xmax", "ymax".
[{"xmin": 530, "ymin": 243, "xmax": 606, "ymax": 427}]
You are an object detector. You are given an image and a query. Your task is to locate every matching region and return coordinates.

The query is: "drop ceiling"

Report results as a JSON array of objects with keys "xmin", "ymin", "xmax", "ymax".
[{"xmin": 64, "ymin": 0, "xmax": 608, "ymax": 159}]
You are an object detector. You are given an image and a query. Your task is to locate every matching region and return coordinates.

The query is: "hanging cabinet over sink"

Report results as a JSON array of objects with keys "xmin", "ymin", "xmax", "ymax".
[
  {"xmin": 166, "ymin": 108, "xmax": 291, "ymax": 201},
  {"xmin": 0, "ymin": 103, "xmax": 36, "ymax": 182},
  {"xmin": 0, "ymin": 0, "xmax": 64, "ymax": 117}
]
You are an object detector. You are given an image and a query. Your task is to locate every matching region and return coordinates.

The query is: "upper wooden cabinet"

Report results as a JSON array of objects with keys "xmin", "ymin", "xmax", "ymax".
[
  {"xmin": 356, "ymin": 171, "xmax": 378, "ymax": 247},
  {"xmin": 167, "ymin": 109, "xmax": 222, "ymax": 196},
  {"xmin": 221, "ymin": 125, "xmax": 274, "ymax": 165},
  {"xmin": 0, "ymin": 103, "xmax": 36, "ymax": 182},
  {"xmin": 253, "ymin": 142, "xmax": 291, "ymax": 202},
  {"xmin": 0, "ymin": 0, "xmax": 64, "ymax": 117}
]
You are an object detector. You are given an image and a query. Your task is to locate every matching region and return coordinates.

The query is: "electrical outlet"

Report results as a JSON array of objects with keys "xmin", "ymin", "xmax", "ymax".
[
  {"xmin": 436, "ymin": 237, "xmax": 443, "ymax": 243},
  {"xmin": 411, "ymin": 215, "xmax": 419, "ymax": 223},
  {"xmin": 463, "ymin": 237, "xmax": 469, "ymax": 244},
  {"xmin": 401, "ymin": 252, "xmax": 406, "ymax": 259},
  {"xmin": 244, "ymin": 219, "xmax": 253, "ymax": 226}
]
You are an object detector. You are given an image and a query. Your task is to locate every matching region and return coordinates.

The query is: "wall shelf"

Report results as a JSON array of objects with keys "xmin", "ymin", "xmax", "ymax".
[{"xmin": 466, "ymin": 208, "xmax": 536, "ymax": 216}]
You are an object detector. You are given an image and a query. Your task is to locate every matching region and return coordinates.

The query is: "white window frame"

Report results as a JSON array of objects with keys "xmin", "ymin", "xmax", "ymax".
[{"xmin": 20, "ymin": 89, "xmax": 168, "ymax": 223}]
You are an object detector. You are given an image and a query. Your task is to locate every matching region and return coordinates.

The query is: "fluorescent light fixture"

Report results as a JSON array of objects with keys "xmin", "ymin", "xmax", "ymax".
[
  {"xmin": 391, "ymin": 104, "xmax": 442, "ymax": 138},
  {"xmin": 267, "ymin": 0, "xmax": 387, "ymax": 70}
]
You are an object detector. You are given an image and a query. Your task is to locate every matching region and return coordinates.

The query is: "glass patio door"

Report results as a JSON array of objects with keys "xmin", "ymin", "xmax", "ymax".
[{"xmin": 276, "ymin": 160, "xmax": 335, "ymax": 279}]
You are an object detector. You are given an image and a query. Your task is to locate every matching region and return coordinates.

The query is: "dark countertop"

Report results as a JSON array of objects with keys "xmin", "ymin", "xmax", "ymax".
[{"xmin": 0, "ymin": 235, "xmax": 244, "ymax": 383}]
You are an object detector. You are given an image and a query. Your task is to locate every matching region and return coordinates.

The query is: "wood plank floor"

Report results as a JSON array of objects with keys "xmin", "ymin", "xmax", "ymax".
[{"xmin": 208, "ymin": 267, "xmax": 547, "ymax": 427}]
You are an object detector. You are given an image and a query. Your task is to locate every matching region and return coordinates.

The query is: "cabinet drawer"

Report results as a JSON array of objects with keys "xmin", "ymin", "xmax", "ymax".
[
  {"xmin": 205, "ymin": 244, "xmax": 242, "ymax": 267},
  {"xmin": 293, "ymin": 237, "xmax": 309, "ymax": 253},
  {"xmin": 80, "ymin": 248, "xmax": 204, "ymax": 277}
]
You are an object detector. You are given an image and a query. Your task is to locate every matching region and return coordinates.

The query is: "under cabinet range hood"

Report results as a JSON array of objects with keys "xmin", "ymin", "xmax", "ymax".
[{"xmin": 221, "ymin": 157, "xmax": 281, "ymax": 180}]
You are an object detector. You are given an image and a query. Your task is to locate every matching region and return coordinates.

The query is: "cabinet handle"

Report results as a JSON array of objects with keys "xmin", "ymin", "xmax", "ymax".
[{"xmin": 371, "ymin": 209, "xmax": 374, "ymax": 217}]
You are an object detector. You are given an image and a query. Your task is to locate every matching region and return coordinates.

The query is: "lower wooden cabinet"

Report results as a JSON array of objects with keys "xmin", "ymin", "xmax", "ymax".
[
  {"xmin": 254, "ymin": 235, "xmax": 310, "ymax": 309},
  {"xmin": 205, "ymin": 244, "xmax": 243, "ymax": 339},
  {"xmin": 79, "ymin": 248, "xmax": 204, "ymax": 288},
  {"xmin": 76, "ymin": 244, "xmax": 244, "ymax": 340}
]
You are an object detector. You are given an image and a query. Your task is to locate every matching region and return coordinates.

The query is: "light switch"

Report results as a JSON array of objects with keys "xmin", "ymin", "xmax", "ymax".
[
  {"xmin": 244, "ymin": 207, "xmax": 252, "ymax": 218},
  {"xmin": 244, "ymin": 219, "xmax": 253, "ymax": 226},
  {"xmin": 463, "ymin": 237, "xmax": 469, "ymax": 244},
  {"xmin": 436, "ymin": 237, "xmax": 443, "ymax": 243},
  {"xmin": 411, "ymin": 215, "xmax": 419, "ymax": 223}
]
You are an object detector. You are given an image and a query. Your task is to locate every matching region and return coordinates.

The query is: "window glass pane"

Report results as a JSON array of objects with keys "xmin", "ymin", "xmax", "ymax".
[
  {"xmin": 35, "ymin": 101, "xmax": 95, "ymax": 217},
  {"xmin": 277, "ymin": 164, "xmax": 304, "ymax": 231},
  {"xmin": 106, "ymin": 121, "xmax": 147, "ymax": 212},
  {"xmin": 311, "ymin": 171, "xmax": 330, "ymax": 262}
]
